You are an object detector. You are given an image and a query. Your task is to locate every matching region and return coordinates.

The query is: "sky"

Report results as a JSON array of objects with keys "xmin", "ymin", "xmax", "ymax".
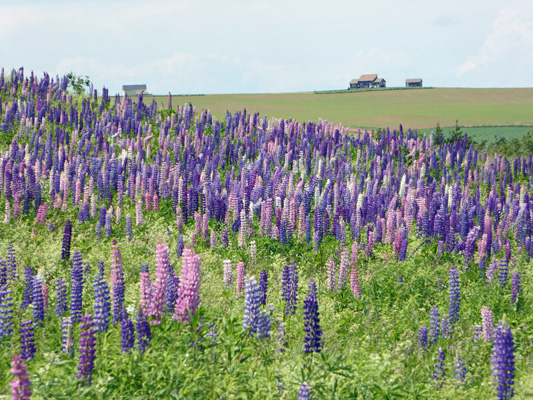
[{"xmin": 1, "ymin": 0, "xmax": 533, "ymax": 95}]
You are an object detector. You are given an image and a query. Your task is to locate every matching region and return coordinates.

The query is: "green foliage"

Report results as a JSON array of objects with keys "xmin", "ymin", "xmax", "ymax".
[{"xmin": 66, "ymin": 72, "xmax": 91, "ymax": 96}]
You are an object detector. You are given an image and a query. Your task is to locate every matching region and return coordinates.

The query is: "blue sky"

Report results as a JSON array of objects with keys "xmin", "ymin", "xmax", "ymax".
[{"xmin": 1, "ymin": 0, "xmax": 532, "ymax": 94}]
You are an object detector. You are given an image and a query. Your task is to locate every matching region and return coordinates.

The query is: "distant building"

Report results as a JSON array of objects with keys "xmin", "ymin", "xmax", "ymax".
[
  {"xmin": 122, "ymin": 84, "xmax": 147, "ymax": 96},
  {"xmin": 405, "ymin": 79, "xmax": 423, "ymax": 88},
  {"xmin": 349, "ymin": 74, "xmax": 386, "ymax": 89}
]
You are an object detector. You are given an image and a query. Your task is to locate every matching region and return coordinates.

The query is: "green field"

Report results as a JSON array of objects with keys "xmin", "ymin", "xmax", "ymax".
[{"xmin": 147, "ymin": 88, "xmax": 533, "ymax": 140}]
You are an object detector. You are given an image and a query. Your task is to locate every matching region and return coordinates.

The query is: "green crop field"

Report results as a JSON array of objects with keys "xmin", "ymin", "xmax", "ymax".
[{"xmin": 146, "ymin": 88, "xmax": 533, "ymax": 139}]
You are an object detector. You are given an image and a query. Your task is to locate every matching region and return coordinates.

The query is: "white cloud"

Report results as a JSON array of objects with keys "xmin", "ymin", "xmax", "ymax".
[{"xmin": 457, "ymin": 9, "xmax": 533, "ymax": 77}]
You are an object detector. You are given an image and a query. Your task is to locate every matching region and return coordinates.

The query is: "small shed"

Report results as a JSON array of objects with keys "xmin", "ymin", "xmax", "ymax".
[
  {"xmin": 122, "ymin": 84, "xmax": 147, "ymax": 96},
  {"xmin": 405, "ymin": 79, "xmax": 422, "ymax": 88}
]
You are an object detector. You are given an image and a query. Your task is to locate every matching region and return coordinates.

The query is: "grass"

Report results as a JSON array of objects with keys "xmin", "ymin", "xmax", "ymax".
[{"xmin": 145, "ymin": 88, "xmax": 533, "ymax": 134}]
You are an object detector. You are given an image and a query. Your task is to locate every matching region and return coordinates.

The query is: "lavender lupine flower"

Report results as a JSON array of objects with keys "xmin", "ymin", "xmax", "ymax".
[
  {"xmin": 350, "ymin": 264, "xmax": 361, "ymax": 299},
  {"xmin": 136, "ymin": 308, "xmax": 151, "ymax": 354},
  {"xmin": 491, "ymin": 322, "xmax": 515, "ymax": 400},
  {"xmin": 42, "ymin": 280, "xmax": 49, "ymax": 312},
  {"xmin": 150, "ymin": 240, "xmax": 170, "ymax": 325},
  {"xmin": 93, "ymin": 270, "xmax": 111, "ymax": 333},
  {"xmin": 0, "ymin": 284, "xmax": 14, "ymax": 338},
  {"xmin": 474, "ymin": 325, "xmax": 483, "ymax": 343},
  {"xmin": 259, "ymin": 269, "xmax": 268, "ymax": 306},
  {"xmin": 62, "ymin": 317, "xmax": 73, "ymax": 355},
  {"xmin": 61, "ymin": 219, "xmax": 72, "ymax": 261},
  {"xmin": 326, "ymin": 257, "xmax": 337, "ymax": 292},
  {"xmin": 70, "ymin": 251, "xmax": 83, "ymax": 323},
  {"xmin": 338, "ymin": 250, "xmax": 349, "ymax": 288},
  {"xmin": 20, "ymin": 267, "xmax": 33, "ymax": 310},
  {"xmin": 433, "ymin": 347, "xmax": 445, "ymax": 388},
  {"xmin": 277, "ymin": 322, "xmax": 287, "ymax": 353},
  {"xmin": 499, "ymin": 259, "xmax": 508, "ymax": 287},
  {"xmin": 481, "ymin": 306, "xmax": 494, "ymax": 343},
  {"xmin": 173, "ymin": 245, "xmax": 201, "ymax": 323},
  {"xmin": 441, "ymin": 314, "xmax": 451, "ymax": 340},
  {"xmin": 121, "ymin": 311, "xmax": 135, "ymax": 353},
  {"xmin": 455, "ymin": 354, "xmax": 467, "ymax": 383},
  {"xmin": 20, "ymin": 320, "xmax": 35, "ymax": 361},
  {"xmin": 55, "ymin": 278, "xmax": 67, "ymax": 317},
  {"xmin": 48, "ymin": 223, "xmax": 54, "ymax": 231},
  {"xmin": 429, "ymin": 306, "xmax": 440, "ymax": 344},
  {"xmin": 10, "ymin": 354, "xmax": 32, "ymax": 400},
  {"xmin": 32, "ymin": 275, "xmax": 44, "ymax": 324},
  {"xmin": 110, "ymin": 240, "xmax": 125, "ymax": 323},
  {"xmin": 250, "ymin": 241, "xmax": 257, "ymax": 266},
  {"xmin": 419, "ymin": 326, "xmax": 428, "ymax": 349},
  {"xmin": 3, "ymin": 200, "xmax": 11, "ymax": 224},
  {"xmin": 76, "ymin": 314, "xmax": 96, "ymax": 385},
  {"xmin": 236, "ymin": 262, "xmax": 245, "ymax": 297},
  {"xmin": 210, "ymin": 230, "xmax": 217, "ymax": 248},
  {"xmin": 139, "ymin": 265, "xmax": 152, "ymax": 317},
  {"xmin": 511, "ymin": 271, "xmax": 520, "ymax": 304},
  {"xmin": 448, "ymin": 267, "xmax": 460, "ymax": 325},
  {"xmin": 298, "ymin": 383, "xmax": 311, "ymax": 400},
  {"xmin": 223, "ymin": 260, "xmax": 233, "ymax": 287},
  {"xmin": 304, "ymin": 281, "xmax": 322, "ymax": 353}
]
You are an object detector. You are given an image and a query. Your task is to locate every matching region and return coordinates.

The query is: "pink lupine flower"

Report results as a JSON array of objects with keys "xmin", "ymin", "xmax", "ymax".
[
  {"xmin": 173, "ymin": 245, "xmax": 201, "ymax": 323},
  {"xmin": 149, "ymin": 240, "xmax": 170, "ymax": 325}
]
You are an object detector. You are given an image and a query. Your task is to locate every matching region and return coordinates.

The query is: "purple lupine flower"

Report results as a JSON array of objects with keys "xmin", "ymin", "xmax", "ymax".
[
  {"xmin": 76, "ymin": 314, "xmax": 96, "ymax": 385},
  {"xmin": 419, "ymin": 326, "xmax": 428, "ymax": 349},
  {"xmin": 61, "ymin": 219, "xmax": 72, "ymax": 261},
  {"xmin": 277, "ymin": 322, "xmax": 287, "ymax": 353},
  {"xmin": 165, "ymin": 264, "xmax": 178, "ymax": 314},
  {"xmin": 429, "ymin": 306, "xmax": 440, "ymax": 344},
  {"xmin": 222, "ymin": 226, "xmax": 229, "ymax": 247},
  {"xmin": 242, "ymin": 276, "xmax": 261, "ymax": 336},
  {"xmin": 10, "ymin": 354, "xmax": 32, "ymax": 400},
  {"xmin": 20, "ymin": 267, "xmax": 33, "ymax": 310},
  {"xmin": 150, "ymin": 240, "xmax": 170, "ymax": 325},
  {"xmin": 282, "ymin": 264, "xmax": 298, "ymax": 315},
  {"xmin": 433, "ymin": 347, "xmax": 445, "ymax": 388},
  {"xmin": 259, "ymin": 269, "xmax": 268, "ymax": 306},
  {"xmin": 121, "ymin": 310, "xmax": 135, "ymax": 353},
  {"xmin": 176, "ymin": 234, "xmax": 184, "ymax": 258},
  {"xmin": 55, "ymin": 278, "xmax": 67, "ymax": 317},
  {"xmin": 48, "ymin": 222, "xmax": 54, "ymax": 231},
  {"xmin": 7, "ymin": 243, "xmax": 16, "ymax": 282},
  {"xmin": 105, "ymin": 212, "xmax": 112, "ymax": 238},
  {"xmin": 110, "ymin": 240, "xmax": 125, "ymax": 323},
  {"xmin": 491, "ymin": 322, "xmax": 515, "ymax": 400},
  {"xmin": 0, "ymin": 283, "xmax": 14, "ymax": 338},
  {"xmin": 441, "ymin": 314, "xmax": 451, "ymax": 339},
  {"xmin": 62, "ymin": 317, "xmax": 73, "ymax": 355},
  {"xmin": 256, "ymin": 308, "xmax": 271, "ymax": 339},
  {"xmin": 20, "ymin": 320, "xmax": 35, "ymax": 361},
  {"xmin": 93, "ymin": 270, "xmax": 111, "ymax": 333},
  {"xmin": 499, "ymin": 259, "xmax": 508, "ymax": 287},
  {"xmin": 448, "ymin": 267, "xmax": 460, "ymax": 325},
  {"xmin": 136, "ymin": 308, "xmax": 151, "ymax": 354},
  {"xmin": 126, "ymin": 215, "xmax": 132, "ymax": 240},
  {"xmin": 304, "ymin": 280, "xmax": 322, "ymax": 353},
  {"xmin": 297, "ymin": 383, "xmax": 311, "ymax": 400},
  {"xmin": 474, "ymin": 325, "xmax": 483, "ymax": 343},
  {"xmin": 455, "ymin": 354, "xmax": 466, "ymax": 383},
  {"xmin": 0, "ymin": 260, "xmax": 6, "ymax": 285},
  {"xmin": 173, "ymin": 245, "xmax": 201, "ymax": 323},
  {"xmin": 96, "ymin": 221, "xmax": 102, "ymax": 241},
  {"xmin": 511, "ymin": 271, "xmax": 520, "ymax": 304},
  {"xmin": 70, "ymin": 251, "xmax": 83, "ymax": 323},
  {"xmin": 32, "ymin": 275, "xmax": 44, "ymax": 324}
]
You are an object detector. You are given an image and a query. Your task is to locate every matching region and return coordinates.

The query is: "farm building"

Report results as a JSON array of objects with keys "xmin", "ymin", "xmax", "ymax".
[
  {"xmin": 122, "ymin": 84, "xmax": 147, "ymax": 96},
  {"xmin": 405, "ymin": 79, "xmax": 423, "ymax": 88},
  {"xmin": 349, "ymin": 74, "xmax": 386, "ymax": 89}
]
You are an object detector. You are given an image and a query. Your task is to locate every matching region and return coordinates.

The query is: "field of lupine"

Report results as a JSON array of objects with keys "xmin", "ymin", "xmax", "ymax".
[{"xmin": 0, "ymin": 67, "xmax": 532, "ymax": 399}]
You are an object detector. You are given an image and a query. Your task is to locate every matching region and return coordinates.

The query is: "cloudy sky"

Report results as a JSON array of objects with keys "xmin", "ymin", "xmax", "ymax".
[{"xmin": 1, "ymin": 0, "xmax": 532, "ymax": 94}]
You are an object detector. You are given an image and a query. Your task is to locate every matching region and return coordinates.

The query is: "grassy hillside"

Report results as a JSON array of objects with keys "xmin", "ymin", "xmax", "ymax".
[{"xmin": 147, "ymin": 88, "xmax": 533, "ymax": 136}]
